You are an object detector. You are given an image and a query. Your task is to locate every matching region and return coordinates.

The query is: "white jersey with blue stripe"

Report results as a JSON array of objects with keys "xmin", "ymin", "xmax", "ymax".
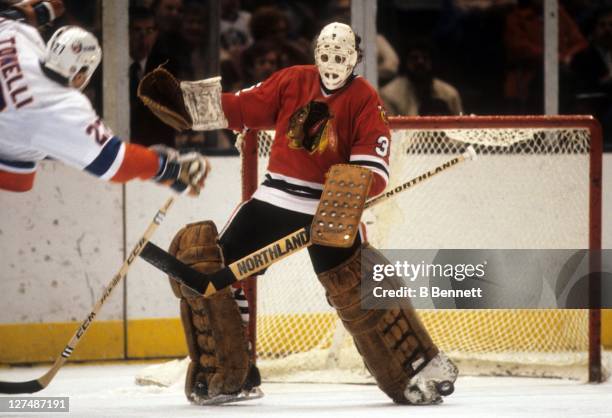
[{"xmin": 0, "ymin": 18, "xmax": 125, "ymax": 178}]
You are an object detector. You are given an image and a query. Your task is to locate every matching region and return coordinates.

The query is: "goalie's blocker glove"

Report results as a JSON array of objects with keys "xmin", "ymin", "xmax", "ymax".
[{"xmin": 151, "ymin": 146, "xmax": 209, "ymax": 196}]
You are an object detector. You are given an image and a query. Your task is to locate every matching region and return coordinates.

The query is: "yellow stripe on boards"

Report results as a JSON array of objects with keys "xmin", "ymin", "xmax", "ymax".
[
  {"xmin": 603, "ymin": 310, "xmax": 612, "ymax": 347},
  {"xmin": 0, "ymin": 319, "xmax": 189, "ymax": 364},
  {"xmin": 127, "ymin": 318, "xmax": 186, "ymax": 358},
  {"xmin": 0, "ymin": 311, "xmax": 610, "ymax": 364},
  {"xmin": 0, "ymin": 321, "xmax": 124, "ymax": 363}
]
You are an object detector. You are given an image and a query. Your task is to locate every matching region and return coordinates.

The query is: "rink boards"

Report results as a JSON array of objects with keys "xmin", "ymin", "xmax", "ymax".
[{"xmin": 0, "ymin": 155, "xmax": 611, "ymax": 363}]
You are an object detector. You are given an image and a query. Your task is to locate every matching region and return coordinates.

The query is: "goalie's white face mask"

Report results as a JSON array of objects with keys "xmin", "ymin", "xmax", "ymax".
[
  {"xmin": 315, "ymin": 22, "xmax": 358, "ymax": 91},
  {"xmin": 43, "ymin": 26, "xmax": 102, "ymax": 91}
]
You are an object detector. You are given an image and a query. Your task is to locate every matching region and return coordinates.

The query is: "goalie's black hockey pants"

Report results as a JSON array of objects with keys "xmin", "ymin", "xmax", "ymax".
[{"xmin": 219, "ymin": 198, "xmax": 362, "ymax": 274}]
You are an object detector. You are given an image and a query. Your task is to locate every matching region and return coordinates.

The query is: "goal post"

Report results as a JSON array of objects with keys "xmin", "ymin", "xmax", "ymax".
[{"xmin": 239, "ymin": 115, "xmax": 604, "ymax": 383}]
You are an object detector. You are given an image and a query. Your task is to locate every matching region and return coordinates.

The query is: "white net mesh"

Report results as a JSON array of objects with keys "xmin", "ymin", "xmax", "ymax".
[{"xmin": 242, "ymin": 121, "xmax": 598, "ymax": 382}]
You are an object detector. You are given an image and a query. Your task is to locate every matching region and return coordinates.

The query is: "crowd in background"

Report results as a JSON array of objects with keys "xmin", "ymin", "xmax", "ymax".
[{"xmin": 47, "ymin": 0, "xmax": 612, "ymax": 151}]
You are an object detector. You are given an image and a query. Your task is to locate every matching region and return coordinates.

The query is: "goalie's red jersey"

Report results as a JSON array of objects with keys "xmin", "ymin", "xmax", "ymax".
[{"xmin": 222, "ymin": 65, "xmax": 391, "ymax": 214}]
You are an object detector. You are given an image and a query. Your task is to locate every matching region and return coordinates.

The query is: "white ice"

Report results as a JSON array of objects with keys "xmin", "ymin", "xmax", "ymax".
[{"xmin": 1, "ymin": 363, "xmax": 611, "ymax": 418}]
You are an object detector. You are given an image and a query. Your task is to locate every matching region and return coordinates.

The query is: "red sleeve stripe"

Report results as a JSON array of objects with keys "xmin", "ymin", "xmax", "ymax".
[
  {"xmin": 0, "ymin": 169, "xmax": 36, "ymax": 192},
  {"xmin": 110, "ymin": 143, "xmax": 160, "ymax": 183}
]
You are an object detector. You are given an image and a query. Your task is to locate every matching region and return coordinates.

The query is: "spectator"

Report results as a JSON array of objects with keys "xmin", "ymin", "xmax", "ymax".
[
  {"xmin": 177, "ymin": 2, "xmax": 208, "ymax": 80},
  {"xmin": 571, "ymin": 6, "xmax": 612, "ymax": 148},
  {"xmin": 240, "ymin": 40, "xmax": 281, "ymax": 86},
  {"xmin": 270, "ymin": 0, "xmax": 321, "ymax": 44},
  {"xmin": 129, "ymin": 6, "xmax": 176, "ymax": 146},
  {"xmin": 503, "ymin": 0, "xmax": 588, "ymax": 113},
  {"xmin": 380, "ymin": 40, "xmax": 463, "ymax": 116},
  {"xmin": 377, "ymin": 34, "xmax": 400, "ymax": 85},
  {"xmin": 221, "ymin": 0, "xmax": 252, "ymax": 55},
  {"xmin": 130, "ymin": 7, "xmax": 158, "ymax": 97},
  {"xmin": 249, "ymin": 6, "xmax": 311, "ymax": 67},
  {"xmin": 249, "ymin": 6, "xmax": 289, "ymax": 43},
  {"xmin": 153, "ymin": 0, "xmax": 182, "ymax": 35},
  {"xmin": 176, "ymin": 2, "xmax": 241, "ymax": 90},
  {"xmin": 148, "ymin": 0, "xmax": 184, "ymax": 76}
]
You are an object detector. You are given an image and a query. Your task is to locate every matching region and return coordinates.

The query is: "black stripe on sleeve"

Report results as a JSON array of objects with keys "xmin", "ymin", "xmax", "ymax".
[{"xmin": 350, "ymin": 160, "xmax": 389, "ymax": 178}]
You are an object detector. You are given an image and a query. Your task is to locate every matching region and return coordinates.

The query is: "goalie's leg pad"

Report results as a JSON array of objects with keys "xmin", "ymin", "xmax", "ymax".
[
  {"xmin": 168, "ymin": 221, "xmax": 252, "ymax": 402},
  {"xmin": 316, "ymin": 243, "xmax": 442, "ymax": 404}
]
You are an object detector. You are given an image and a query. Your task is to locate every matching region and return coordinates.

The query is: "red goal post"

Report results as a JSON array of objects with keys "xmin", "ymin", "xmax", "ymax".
[{"xmin": 239, "ymin": 115, "xmax": 604, "ymax": 383}]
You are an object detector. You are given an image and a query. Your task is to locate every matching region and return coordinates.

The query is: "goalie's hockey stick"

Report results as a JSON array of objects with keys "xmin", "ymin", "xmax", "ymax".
[
  {"xmin": 140, "ymin": 146, "xmax": 477, "ymax": 297},
  {"xmin": 0, "ymin": 197, "xmax": 175, "ymax": 394}
]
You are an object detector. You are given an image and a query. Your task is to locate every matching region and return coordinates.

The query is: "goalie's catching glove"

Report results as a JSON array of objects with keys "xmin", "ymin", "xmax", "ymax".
[
  {"xmin": 137, "ymin": 66, "xmax": 228, "ymax": 132},
  {"xmin": 151, "ymin": 146, "xmax": 210, "ymax": 196}
]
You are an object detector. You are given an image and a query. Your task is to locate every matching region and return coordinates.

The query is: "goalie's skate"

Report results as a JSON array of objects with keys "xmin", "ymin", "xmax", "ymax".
[
  {"xmin": 403, "ymin": 352, "xmax": 458, "ymax": 405},
  {"xmin": 189, "ymin": 385, "xmax": 264, "ymax": 405}
]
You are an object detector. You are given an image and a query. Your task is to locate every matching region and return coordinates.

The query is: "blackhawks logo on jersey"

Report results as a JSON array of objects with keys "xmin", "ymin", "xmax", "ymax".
[
  {"xmin": 378, "ymin": 104, "xmax": 389, "ymax": 125},
  {"xmin": 287, "ymin": 101, "xmax": 337, "ymax": 154}
]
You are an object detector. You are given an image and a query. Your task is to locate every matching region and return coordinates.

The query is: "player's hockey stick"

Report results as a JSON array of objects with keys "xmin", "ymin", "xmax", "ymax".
[
  {"xmin": 0, "ymin": 197, "xmax": 175, "ymax": 394},
  {"xmin": 140, "ymin": 146, "xmax": 477, "ymax": 297}
]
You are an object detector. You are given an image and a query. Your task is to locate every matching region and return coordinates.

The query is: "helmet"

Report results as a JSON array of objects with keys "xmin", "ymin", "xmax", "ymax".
[
  {"xmin": 314, "ymin": 22, "xmax": 359, "ymax": 90},
  {"xmin": 43, "ymin": 26, "xmax": 101, "ymax": 90}
]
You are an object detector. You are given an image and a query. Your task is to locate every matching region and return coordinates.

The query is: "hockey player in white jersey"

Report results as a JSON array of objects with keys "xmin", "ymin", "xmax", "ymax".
[{"xmin": 0, "ymin": 17, "xmax": 208, "ymax": 194}]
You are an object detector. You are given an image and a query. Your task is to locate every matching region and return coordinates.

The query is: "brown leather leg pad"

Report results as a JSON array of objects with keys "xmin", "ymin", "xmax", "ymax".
[
  {"xmin": 317, "ymin": 243, "xmax": 439, "ymax": 403},
  {"xmin": 169, "ymin": 221, "xmax": 250, "ymax": 400}
]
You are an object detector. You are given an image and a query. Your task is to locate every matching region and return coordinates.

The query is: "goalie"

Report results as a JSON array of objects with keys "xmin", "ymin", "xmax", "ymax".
[{"xmin": 140, "ymin": 22, "xmax": 458, "ymax": 405}]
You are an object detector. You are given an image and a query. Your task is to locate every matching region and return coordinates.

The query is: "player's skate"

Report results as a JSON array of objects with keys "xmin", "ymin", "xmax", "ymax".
[
  {"xmin": 189, "ymin": 364, "xmax": 264, "ymax": 406},
  {"xmin": 190, "ymin": 387, "xmax": 264, "ymax": 406},
  {"xmin": 402, "ymin": 352, "xmax": 458, "ymax": 405}
]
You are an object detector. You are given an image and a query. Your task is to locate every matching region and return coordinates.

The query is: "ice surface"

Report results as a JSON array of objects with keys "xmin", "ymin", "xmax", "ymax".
[{"xmin": 0, "ymin": 363, "xmax": 611, "ymax": 418}]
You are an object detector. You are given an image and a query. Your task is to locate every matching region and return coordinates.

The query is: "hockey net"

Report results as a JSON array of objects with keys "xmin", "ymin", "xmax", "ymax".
[{"xmin": 240, "ymin": 115, "xmax": 605, "ymax": 383}]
